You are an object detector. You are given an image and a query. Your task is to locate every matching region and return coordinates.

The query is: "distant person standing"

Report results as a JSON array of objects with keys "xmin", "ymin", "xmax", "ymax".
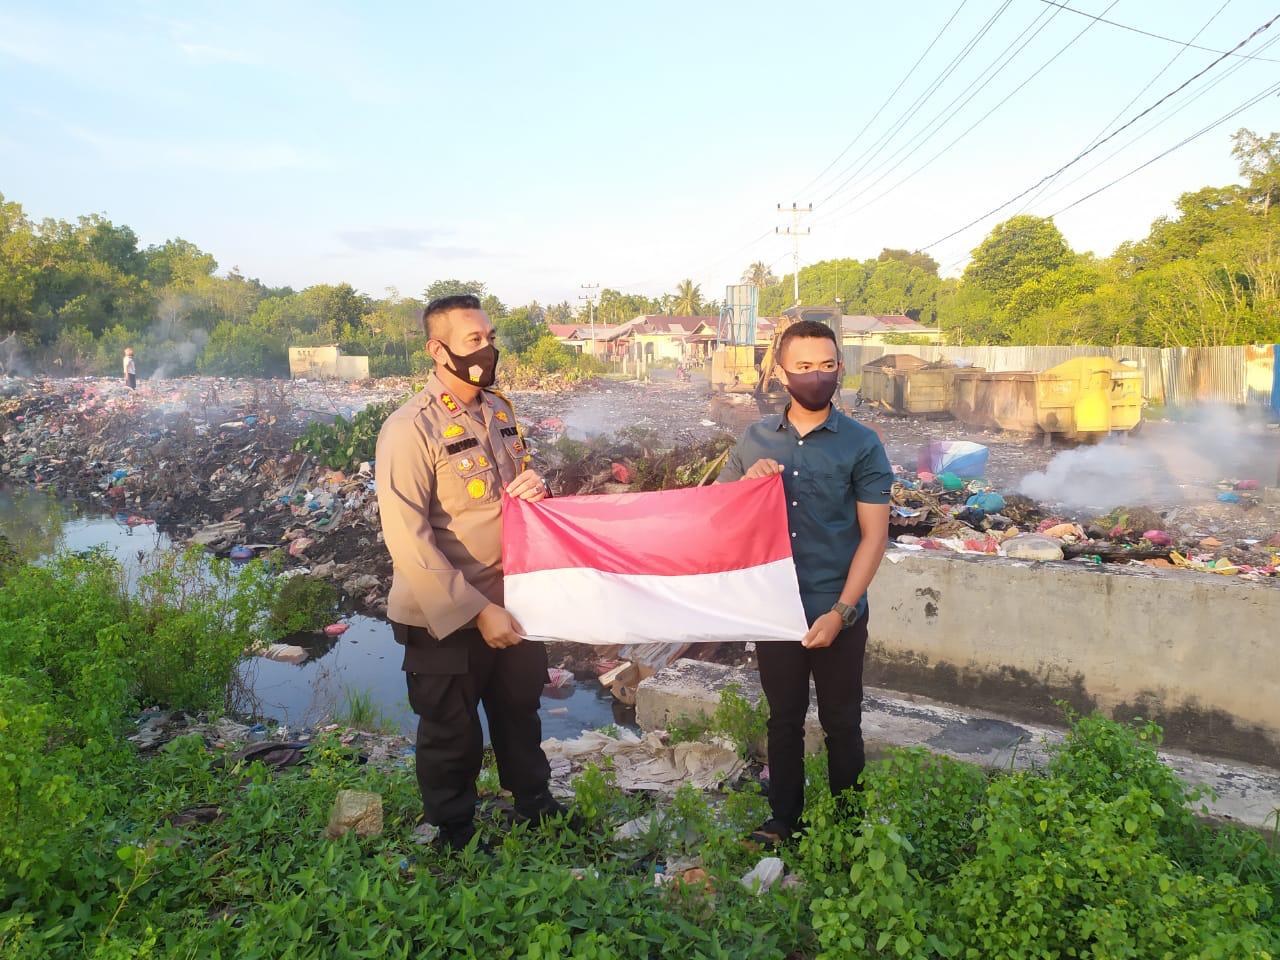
[{"xmin": 123, "ymin": 347, "xmax": 137, "ymax": 390}]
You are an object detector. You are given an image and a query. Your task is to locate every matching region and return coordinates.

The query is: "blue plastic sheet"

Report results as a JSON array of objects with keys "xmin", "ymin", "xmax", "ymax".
[{"xmin": 918, "ymin": 441, "xmax": 989, "ymax": 479}]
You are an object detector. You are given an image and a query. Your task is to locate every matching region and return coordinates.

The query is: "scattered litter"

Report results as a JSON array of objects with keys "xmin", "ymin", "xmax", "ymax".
[
  {"xmin": 740, "ymin": 857, "xmax": 786, "ymax": 894},
  {"xmin": 1001, "ymin": 534, "xmax": 1065, "ymax": 562},
  {"xmin": 614, "ymin": 812, "xmax": 660, "ymax": 841},
  {"xmin": 258, "ymin": 643, "xmax": 310, "ymax": 665},
  {"xmin": 545, "ymin": 667, "xmax": 575, "ymax": 689},
  {"xmin": 189, "ymin": 520, "xmax": 245, "ymax": 549},
  {"xmin": 541, "ymin": 729, "xmax": 744, "ymax": 793},
  {"xmin": 325, "ymin": 789, "xmax": 384, "ymax": 839},
  {"xmin": 323, "ymin": 622, "xmax": 349, "ymax": 637}
]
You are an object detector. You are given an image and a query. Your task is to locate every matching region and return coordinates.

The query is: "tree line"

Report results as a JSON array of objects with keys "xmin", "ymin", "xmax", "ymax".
[
  {"xmin": 753, "ymin": 130, "xmax": 1278, "ymax": 347},
  {"xmin": 0, "ymin": 129, "xmax": 1275, "ymax": 379}
]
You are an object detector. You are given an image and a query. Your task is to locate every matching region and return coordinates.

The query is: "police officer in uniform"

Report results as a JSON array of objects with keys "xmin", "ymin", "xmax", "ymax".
[{"xmin": 376, "ymin": 294, "xmax": 562, "ymax": 850}]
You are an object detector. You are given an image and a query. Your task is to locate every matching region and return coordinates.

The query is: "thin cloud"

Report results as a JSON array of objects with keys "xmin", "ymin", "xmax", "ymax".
[
  {"xmin": 338, "ymin": 227, "xmax": 488, "ymax": 260},
  {"xmin": 67, "ymin": 126, "xmax": 306, "ymax": 172}
]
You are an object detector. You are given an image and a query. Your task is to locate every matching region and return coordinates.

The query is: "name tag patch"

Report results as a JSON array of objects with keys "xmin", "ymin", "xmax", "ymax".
[{"xmin": 445, "ymin": 438, "xmax": 479, "ymax": 455}]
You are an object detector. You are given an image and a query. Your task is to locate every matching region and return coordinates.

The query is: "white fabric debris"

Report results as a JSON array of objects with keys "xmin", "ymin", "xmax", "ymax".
[
  {"xmin": 740, "ymin": 857, "xmax": 786, "ymax": 893},
  {"xmin": 541, "ymin": 729, "xmax": 745, "ymax": 793}
]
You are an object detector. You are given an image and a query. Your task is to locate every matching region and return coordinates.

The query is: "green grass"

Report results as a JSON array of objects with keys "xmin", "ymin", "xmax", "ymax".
[
  {"xmin": 333, "ymin": 686, "xmax": 397, "ymax": 735},
  {"xmin": 1, "ymin": 551, "xmax": 1278, "ymax": 959}
]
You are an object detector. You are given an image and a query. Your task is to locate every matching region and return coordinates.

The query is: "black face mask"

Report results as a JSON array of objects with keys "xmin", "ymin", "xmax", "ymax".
[
  {"xmin": 438, "ymin": 343, "xmax": 499, "ymax": 388},
  {"xmin": 783, "ymin": 369, "xmax": 840, "ymax": 411}
]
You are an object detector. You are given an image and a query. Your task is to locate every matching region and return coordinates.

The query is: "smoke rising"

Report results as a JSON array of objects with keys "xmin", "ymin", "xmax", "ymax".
[{"xmin": 1018, "ymin": 405, "xmax": 1276, "ymax": 510}]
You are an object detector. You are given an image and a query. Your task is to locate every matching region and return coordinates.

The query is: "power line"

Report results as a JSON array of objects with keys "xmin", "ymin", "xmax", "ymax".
[
  {"xmin": 814, "ymin": 1, "xmax": 1062, "ymax": 219},
  {"xmin": 795, "ymin": 0, "xmax": 970, "ymax": 197},
  {"xmin": 921, "ymin": 10, "xmax": 1280, "ymax": 250},
  {"xmin": 1037, "ymin": 0, "xmax": 1280, "ymax": 63},
  {"xmin": 1031, "ymin": 28, "xmax": 1279, "ymax": 211},
  {"xmin": 815, "ymin": 0, "xmax": 1015, "ymax": 208},
  {"xmin": 815, "ymin": 0, "xmax": 1092, "ymax": 226},
  {"xmin": 1016, "ymin": 0, "xmax": 1233, "ymax": 215},
  {"xmin": 1048, "ymin": 79, "xmax": 1280, "ymax": 217}
]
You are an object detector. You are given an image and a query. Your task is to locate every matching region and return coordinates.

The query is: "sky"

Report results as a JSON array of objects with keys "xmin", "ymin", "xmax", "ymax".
[{"xmin": 1, "ymin": 0, "xmax": 1278, "ymax": 308}]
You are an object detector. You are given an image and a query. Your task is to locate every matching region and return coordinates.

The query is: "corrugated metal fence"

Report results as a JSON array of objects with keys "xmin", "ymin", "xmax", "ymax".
[{"xmin": 841, "ymin": 344, "xmax": 1280, "ymax": 410}]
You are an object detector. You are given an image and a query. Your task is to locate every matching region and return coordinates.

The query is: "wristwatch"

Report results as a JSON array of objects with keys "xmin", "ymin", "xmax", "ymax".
[{"xmin": 831, "ymin": 601, "xmax": 859, "ymax": 627}]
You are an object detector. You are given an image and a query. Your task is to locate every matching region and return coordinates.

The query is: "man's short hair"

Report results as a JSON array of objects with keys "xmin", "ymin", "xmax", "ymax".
[
  {"xmin": 778, "ymin": 319, "xmax": 839, "ymax": 364},
  {"xmin": 423, "ymin": 294, "xmax": 482, "ymax": 339}
]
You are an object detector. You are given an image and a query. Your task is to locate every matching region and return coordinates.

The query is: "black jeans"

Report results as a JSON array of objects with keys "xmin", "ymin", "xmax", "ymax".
[
  {"xmin": 395, "ymin": 623, "xmax": 553, "ymax": 830},
  {"xmin": 755, "ymin": 614, "xmax": 868, "ymax": 830}
]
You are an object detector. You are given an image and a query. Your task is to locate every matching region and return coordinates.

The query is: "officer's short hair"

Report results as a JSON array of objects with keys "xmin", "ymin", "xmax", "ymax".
[
  {"xmin": 778, "ymin": 319, "xmax": 839, "ymax": 364},
  {"xmin": 423, "ymin": 294, "xmax": 483, "ymax": 339}
]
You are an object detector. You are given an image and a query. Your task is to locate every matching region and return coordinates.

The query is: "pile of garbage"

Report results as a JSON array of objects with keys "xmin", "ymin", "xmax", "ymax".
[
  {"xmin": 887, "ymin": 442, "xmax": 1280, "ymax": 581},
  {"xmin": 0, "ymin": 377, "xmax": 743, "ymax": 612}
]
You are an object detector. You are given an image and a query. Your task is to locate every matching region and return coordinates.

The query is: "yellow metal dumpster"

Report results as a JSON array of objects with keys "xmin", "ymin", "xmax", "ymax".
[{"xmin": 950, "ymin": 358, "xmax": 1143, "ymax": 440}]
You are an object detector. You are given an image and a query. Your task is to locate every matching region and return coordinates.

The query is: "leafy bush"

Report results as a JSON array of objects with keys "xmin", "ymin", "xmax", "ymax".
[
  {"xmin": 268, "ymin": 575, "xmax": 338, "ymax": 635},
  {"xmin": 199, "ymin": 321, "xmax": 288, "ymax": 377},
  {"xmin": 129, "ymin": 549, "xmax": 280, "ymax": 713},
  {"xmin": 668, "ymin": 681, "xmax": 769, "ymax": 757},
  {"xmin": 292, "ymin": 398, "xmax": 402, "ymax": 470}
]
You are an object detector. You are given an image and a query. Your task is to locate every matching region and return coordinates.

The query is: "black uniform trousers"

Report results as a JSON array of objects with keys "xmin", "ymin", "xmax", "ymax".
[
  {"xmin": 394, "ymin": 623, "xmax": 553, "ymax": 829},
  {"xmin": 754, "ymin": 613, "xmax": 868, "ymax": 830}
]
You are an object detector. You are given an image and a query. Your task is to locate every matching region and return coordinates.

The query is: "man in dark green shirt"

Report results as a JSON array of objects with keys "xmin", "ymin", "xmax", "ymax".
[{"xmin": 718, "ymin": 319, "xmax": 893, "ymax": 844}]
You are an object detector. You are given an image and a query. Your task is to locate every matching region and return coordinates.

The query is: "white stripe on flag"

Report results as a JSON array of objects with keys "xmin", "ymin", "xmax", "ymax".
[{"xmin": 505, "ymin": 558, "xmax": 809, "ymax": 645}]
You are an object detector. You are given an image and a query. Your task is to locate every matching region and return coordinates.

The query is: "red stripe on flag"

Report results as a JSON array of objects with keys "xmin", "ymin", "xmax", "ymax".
[{"xmin": 502, "ymin": 474, "xmax": 794, "ymax": 577}]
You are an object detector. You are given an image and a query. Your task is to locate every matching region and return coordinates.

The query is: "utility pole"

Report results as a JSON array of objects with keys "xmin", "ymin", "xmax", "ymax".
[
  {"xmin": 579, "ymin": 283, "xmax": 599, "ymax": 358},
  {"xmin": 776, "ymin": 203, "xmax": 812, "ymax": 306}
]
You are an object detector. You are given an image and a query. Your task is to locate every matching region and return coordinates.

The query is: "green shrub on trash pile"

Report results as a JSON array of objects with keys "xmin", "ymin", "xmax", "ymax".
[
  {"xmin": 268, "ymin": 575, "xmax": 339, "ymax": 635},
  {"xmin": 2, "ymin": 550, "xmax": 1279, "ymax": 958},
  {"xmin": 292, "ymin": 398, "xmax": 403, "ymax": 471}
]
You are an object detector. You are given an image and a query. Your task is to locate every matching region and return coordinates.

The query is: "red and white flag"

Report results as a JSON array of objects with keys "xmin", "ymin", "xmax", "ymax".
[{"xmin": 502, "ymin": 475, "xmax": 808, "ymax": 645}]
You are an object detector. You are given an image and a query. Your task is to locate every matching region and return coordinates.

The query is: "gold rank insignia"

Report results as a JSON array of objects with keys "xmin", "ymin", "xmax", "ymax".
[
  {"xmin": 466, "ymin": 478, "xmax": 487, "ymax": 499},
  {"xmin": 476, "ymin": 454, "xmax": 490, "ymax": 469},
  {"xmin": 442, "ymin": 424, "xmax": 465, "ymax": 439},
  {"xmin": 456, "ymin": 457, "xmax": 474, "ymax": 473},
  {"xmin": 495, "ymin": 410, "xmax": 509, "ymax": 422},
  {"xmin": 439, "ymin": 393, "xmax": 459, "ymax": 413}
]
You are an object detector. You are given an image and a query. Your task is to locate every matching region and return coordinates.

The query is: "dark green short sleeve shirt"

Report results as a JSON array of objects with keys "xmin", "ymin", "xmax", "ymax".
[{"xmin": 718, "ymin": 405, "xmax": 893, "ymax": 623}]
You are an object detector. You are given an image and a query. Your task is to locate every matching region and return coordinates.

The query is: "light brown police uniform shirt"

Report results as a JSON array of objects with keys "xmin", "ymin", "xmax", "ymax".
[{"xmin": 375, "ymin": 373, "xmax": 531, "ymax": 639}]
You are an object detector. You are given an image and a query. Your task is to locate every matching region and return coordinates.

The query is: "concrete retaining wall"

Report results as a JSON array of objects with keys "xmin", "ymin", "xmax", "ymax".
[{"xmin": 864, "ymin": 551, "xmax": 1279, "ymax": 765}]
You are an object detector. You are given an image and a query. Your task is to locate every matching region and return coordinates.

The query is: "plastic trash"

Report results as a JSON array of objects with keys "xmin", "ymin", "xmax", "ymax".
[
  {"xmin": 325, "ymin": 789, "xmax": 383, "ymax": 839},
  {"xmin": 1141, "ymin": 530, "xmax": 1173, "ymax": 546},
  {"xmin": 323, "ymin": 623, "xmax": 349, "ymax": 637},
  {"xmin": 1217, "ymin": 492, "xmax": 1242, "ymax": 504},
  {"xmin": 1001, "ymin": 534, "xmax": 1065, "ymax": 562},
  {"xmin": 938, "ymin": 472, "xmax": 965, "ymax": 491},
  {"xmin": 740, "ymin": 857, "xmax": 786, "ymax": 893},
  {"xmin": 966, "ymin": 492, "xmax": 1005, "ymax": 513},
  {"xmin": 545, "ymin": 667, "xmax": 575, "ymax": 689},
  {"xmin": 111, "ymin": 468, "xmax": 129, "ymax": 480},
  {"xmin": 918, "ymin": 440, "xmax": 989, "ymax": 479},
  {"xmin": 229, "ymin": 545, "xmax": 254, "ymax": 561}
]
